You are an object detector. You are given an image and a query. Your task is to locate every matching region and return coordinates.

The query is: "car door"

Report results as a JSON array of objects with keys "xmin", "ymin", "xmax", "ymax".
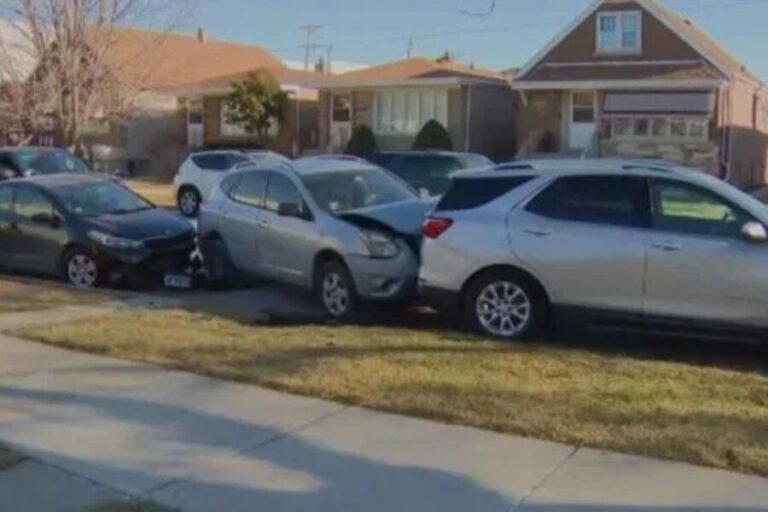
[
  {"xmin": 219, "ymin": 171, "xmax": 268, "ymax": 276},
  {"xmin": 11, "ymin": 185, "xmax": 67, "ymax": 273},
  {"xmin": 258, "ymin": 172, "xmax": 319, "ymax": 286},
  {"xmin": 644, "ymin": 178, "xmax": 768, "ymax": 328},
  {"xmin": 511, "ymin": 175, "xmax": 651, "ymax": 314}
]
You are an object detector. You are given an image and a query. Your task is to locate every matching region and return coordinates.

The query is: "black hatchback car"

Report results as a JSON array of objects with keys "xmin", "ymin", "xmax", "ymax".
[
  {"xmin": 368, "ymin": 151, "xmax": 493, "ymax": 196},
  {"xmin": 0, "ymin": 174, "xmax": 195, "ymax": 288}
]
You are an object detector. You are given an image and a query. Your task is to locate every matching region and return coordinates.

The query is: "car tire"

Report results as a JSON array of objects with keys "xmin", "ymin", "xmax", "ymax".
[
  {"xmin": 200, "ymin": 237, "xmax": 237, "ymax": 289},
  {"xmin": 62, "ymin": 248, "xmax": 103, "ymax": 289},
  {"xmin": 463, "ymin": 269, "xmax": 546, "ymax": 341},
  {"xmin": 177, "ymin": 186, "xmax": 201, "ymax": 218},
  {"xmin": 316, "ymin": 260, "xmax": 358, "ymax": 320}
]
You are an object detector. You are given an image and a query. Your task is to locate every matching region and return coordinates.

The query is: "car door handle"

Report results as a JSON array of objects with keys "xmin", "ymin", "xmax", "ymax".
[
  {"xmin": 523, "ymin": 228, "xmax": 553, "ymax": 238},
  {"xmin": 651, "ymin": 242, "xmax": 682, "ymax": 252}
]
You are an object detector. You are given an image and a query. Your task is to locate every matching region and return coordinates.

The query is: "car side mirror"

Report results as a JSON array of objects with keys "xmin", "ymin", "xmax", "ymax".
[
  {"xmin": 742, "ymin": 221, "xmax": 767, "ymax": 243},
  {"xmin": 31, "ymin": 212, "xmax": 61, "ymax": 228}
]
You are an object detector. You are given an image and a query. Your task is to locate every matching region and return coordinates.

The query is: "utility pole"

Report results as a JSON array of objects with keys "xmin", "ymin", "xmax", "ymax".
[
  {"xmin": 325, "ymin": 44, "xmax": 334, "ymax": 74},
  {"xmin": 300, "ymin": 24, "xmax": 324, "ymax": 71},
  {"xmin": 407, "ymin": 37, "xmax": 414, "ymax": 59}
]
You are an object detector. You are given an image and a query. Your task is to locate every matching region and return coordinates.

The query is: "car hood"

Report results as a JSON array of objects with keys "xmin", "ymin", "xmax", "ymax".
[
  {"xmin": 85, "ymin": 208, "xmax": 194, "ymax": 240},
  {"xmin": 339, "ymin": 198, "xmax": 435, "ymax": 236}
]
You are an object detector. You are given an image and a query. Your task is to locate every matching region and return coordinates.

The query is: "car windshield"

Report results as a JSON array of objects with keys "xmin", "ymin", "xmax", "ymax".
[
  {"xmin": 13, "ymin": 149, "xmax": 91, "ymax": 175},
  {"xmin": 301, "ymin": 168, "xmax": 416, "ymax": 213},
  {"xmin": 54, "ymin": 181, "xmax": 153, "ymax": 217}
]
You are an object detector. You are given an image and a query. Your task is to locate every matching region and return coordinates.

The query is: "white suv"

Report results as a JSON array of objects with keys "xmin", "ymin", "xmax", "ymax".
[
  {"xmin": 174, "ymin": 150, "xmax": 291, "ymax": 217},
  {"xmin": 421, "ymin": 159, "xmax": 768, "ymax": 341}
]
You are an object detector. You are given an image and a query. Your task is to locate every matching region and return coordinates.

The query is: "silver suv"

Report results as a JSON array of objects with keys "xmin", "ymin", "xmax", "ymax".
[
  {"xmin": 420, "ymin": 159, "xmax": 768, "ymax": 340},
  {"xmin": 198, "ymin": 158, "xmax": 431, "ymax": 318}
]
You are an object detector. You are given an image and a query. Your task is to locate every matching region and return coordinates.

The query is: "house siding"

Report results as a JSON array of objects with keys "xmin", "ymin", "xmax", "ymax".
[
  {"xmin": 540, "ymin": 1, "xmax": 704, "ymax": 65},
  {"xmin": 516, "ymin": 91, "xmax": 563, "ymax": 153},
  {"xmin": 467, "ymin": 84, "xmax": 518, "ymax": 160},
  {"xmin": 726, "ymin": 77, "xmax": 768, "ymax": 188}
]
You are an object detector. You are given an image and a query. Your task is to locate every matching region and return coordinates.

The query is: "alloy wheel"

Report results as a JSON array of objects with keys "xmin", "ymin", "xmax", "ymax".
[
  {"xmin": 180, "ymin": 190, "xmax": 199, "ymax": 216},
  {"xmin": 322, "ymin": 271, "xmax": 350, "ymax": 317},
  {"xmin": 67, "ymin": 254, "xmax": 99, "ymax": 288},
  {"xmin": 475, "ymin": 280, "xmax": 531, "ymax": 338}
]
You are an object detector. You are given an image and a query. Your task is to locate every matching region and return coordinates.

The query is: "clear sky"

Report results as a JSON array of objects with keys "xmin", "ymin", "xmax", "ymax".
[{"xmin": 186, "ymin": 0, "xmax": 768, "ymax": 80}]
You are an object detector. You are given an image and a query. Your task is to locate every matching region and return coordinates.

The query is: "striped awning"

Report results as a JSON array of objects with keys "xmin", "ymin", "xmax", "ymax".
[{"xmin": 604, "ymin": 92, "xmax": 715, "ymax": 114}]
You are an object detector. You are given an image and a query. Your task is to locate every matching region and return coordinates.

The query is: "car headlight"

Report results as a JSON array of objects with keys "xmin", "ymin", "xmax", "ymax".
[
  {"xmin": 88, "ymin": 230, "xmax": 144, "ymax": 249},
  {"xmin": 360, "ymin": 230, "xmax": 400, "ymax": 259}
]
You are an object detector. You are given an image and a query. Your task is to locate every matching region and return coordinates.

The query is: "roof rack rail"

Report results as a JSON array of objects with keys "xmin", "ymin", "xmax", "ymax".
[
  {"xmin": 494, "ymin": 163, "xmax": 535, "ymax": 171},
  {"xmin": 621, "ymin": 163, "xmax": 675, "ymax": 173}
]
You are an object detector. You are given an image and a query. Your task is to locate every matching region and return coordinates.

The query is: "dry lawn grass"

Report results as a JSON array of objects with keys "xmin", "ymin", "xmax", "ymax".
[
  {"xmin": 0, "ymin": 276, "xmax": 120, "ymax": 313},
  {"xmin": 17, "ymin": 309, "xmax": 768, "ymax": 476},
  {"xmin": 126, "ymin": 180, "xmax": 176, "ymax": 208}
]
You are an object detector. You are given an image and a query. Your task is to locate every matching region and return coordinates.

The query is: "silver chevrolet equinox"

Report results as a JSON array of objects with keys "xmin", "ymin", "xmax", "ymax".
[
  {"xmin": 420, "ymin": 159, "xmax": 768, "ymax": 341},
  {"xmin": 198, "ymin": 157, "xmax": 432, "ymax": 318}
]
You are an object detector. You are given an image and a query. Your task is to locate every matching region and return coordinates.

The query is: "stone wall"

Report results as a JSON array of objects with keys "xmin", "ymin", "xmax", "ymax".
[{"xmin": 601, "ymin": 139, "xmax": 720, "ymax": 174}]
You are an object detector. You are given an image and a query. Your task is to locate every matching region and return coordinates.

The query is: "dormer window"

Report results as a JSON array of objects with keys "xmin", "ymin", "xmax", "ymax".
[{"xmin": 597, "ymin": 11, "xmax": 642, "ymax": 53}]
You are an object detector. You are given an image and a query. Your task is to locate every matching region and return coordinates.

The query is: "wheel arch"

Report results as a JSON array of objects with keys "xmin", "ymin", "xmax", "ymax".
[{"xmin": 312, "ymin": 249, "xmax": 349, "ymax": 289}]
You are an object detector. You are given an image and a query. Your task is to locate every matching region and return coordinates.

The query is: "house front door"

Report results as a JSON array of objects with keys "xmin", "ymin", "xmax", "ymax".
[
  {"xmin": 187, "ymin": 98, "xmax": 204, "ymax": 148},
  {"xmin": 569, "ymin": 91, "xmax": 597, "ymax": 150},
  {"xmin": 330, "ymin": 94, "xmax": 352, "ymax": 151}
]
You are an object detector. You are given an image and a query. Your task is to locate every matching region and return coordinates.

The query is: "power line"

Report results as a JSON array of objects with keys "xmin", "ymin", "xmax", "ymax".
[
  {"xmin": 299, "ymin": 24, "xmax": 323, "ymax": 71},
  {"xmin": 458, "ymin": 0, "xmax": 496, "ymax": 17}
]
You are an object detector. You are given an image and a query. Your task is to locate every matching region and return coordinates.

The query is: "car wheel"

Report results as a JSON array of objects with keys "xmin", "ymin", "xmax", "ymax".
[
  {"xmin": 63, "ymin": 248, "xmax": 102, "ymax": 289},
  {"xmin": 200, "ymin": 237, "xmax": 237, "ymax": 289},
  {"xmin": 178, "ymin": 186, "xmax": 201, "ymax": 217},
  {"xmin": 464, "ymin": 270, "xmax": 545, "ymax": 341},
  {"xmin": 317, "ymin": 260, "xmax": 357, "ymax": 320}
]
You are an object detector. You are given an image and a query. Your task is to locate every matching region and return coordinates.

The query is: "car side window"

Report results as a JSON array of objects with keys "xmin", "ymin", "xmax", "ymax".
[
  {"xmin": 265, "ymin": 173, "xmax": 307, "ymax": 215},
  {"xmin": 192, "ymin": 153, "xmax": 232, "ymax": 171},
  {"xmin": 14, "ymin": 187, "xmax": 53, "ymax": 220},
  {"xmin": 0, "ymin": 186, "xmax": 13, "ymax": 213},
  {"xmin": 228, "ymin": 154, "xmax": 249, "ymax": 167},
  {"xmin": 526, "ymin": 175, "xmax": 650, "ymax": 228},
  {"xmin": 650, "ymin": 179, "xmax": 753, "ymax": 239},
  {"xmin": 231, "ymin": 171, "xmax": 268, "ymax": 208},
  {"xmin": 0, "ymin": 154, "xmax": 17, "ymax": 172}
]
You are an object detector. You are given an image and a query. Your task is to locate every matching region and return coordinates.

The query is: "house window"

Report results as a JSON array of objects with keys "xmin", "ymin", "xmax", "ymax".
[
  {"xmin": 374, "ymin": 89, "xmax": 448, "ymax": 134},
  {"xmin": 609, "ymin": 116, "xmax": 709, "ymax": 141},
  {"xmin": 597, "ymin": 11, "xmax": 642, "ymax": 53}
]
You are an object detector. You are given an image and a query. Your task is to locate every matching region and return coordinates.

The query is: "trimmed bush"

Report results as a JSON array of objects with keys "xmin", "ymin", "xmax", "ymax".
[
  {"xmin": 413, "ymin": 119, "xmax": 453, "ymax": 151},
  {"xmin": 345, "ymin": 125, "xmax": 377, "ymax": 156}
]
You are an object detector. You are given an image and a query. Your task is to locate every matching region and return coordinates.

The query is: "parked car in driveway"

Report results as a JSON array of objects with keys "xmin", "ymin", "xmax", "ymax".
[
  {"xmin": 173, "ymin": 150, "xmax": 291, "ymax": 217},
  {"xmin": 198, "ymin": 158, "xmax": 433, "ymax": 318},
  {"xmin": 0, "ymin": 174, "xmax": 195, "ymax": 288},
  {"xmin": 420, "ymin": 159, "xmax": 768, "ymax": 340},
  {"xmin": 368, "ymin": 151, "xmax": 493, "ymax": 196}
]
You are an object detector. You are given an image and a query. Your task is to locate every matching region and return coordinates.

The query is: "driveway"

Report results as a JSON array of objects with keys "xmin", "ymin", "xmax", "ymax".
[{"xmin": 0, "ymin": 294, "xmax": 766, "ymax": 512}]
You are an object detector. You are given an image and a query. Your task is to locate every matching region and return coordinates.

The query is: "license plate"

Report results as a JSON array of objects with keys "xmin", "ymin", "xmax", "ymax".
[{"xmin": 164, "ymin": 273, "xmax": 192, "ymax": 289}]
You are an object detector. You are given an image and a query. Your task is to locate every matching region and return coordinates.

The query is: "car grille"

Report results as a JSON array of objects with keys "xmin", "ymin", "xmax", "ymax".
[{"xmin": 144, "ymin": 232, "xmax": 195, "ymax": 252}]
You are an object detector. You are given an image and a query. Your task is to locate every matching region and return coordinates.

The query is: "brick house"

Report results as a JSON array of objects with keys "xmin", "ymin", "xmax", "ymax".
[
  {"xmin": 511, "ymin": 0, "xmax": 768, "ymax": 188},
  {"xmin": 173, "ymin": 68, "xmax": 322, "ymax": 159},
  {"xmin": 84, "ymin": 27, "xmax": 307, "ymax": 177},
  {"xmin": 318, "ymin": 57, "xmax": 517, "ymax": 161}
]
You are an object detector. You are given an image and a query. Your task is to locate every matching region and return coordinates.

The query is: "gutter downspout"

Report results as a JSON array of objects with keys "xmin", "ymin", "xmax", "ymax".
[
  {"xmin": 465, "ymin": 84, "xmax": 473, "ymax": 152},
  {"xmin": 720, "ymin": 81, "xmax": 733, "ymax": 182},
  {"xmin": 294, "ymin": 88, "xmax": 301, "ymax": 158}
]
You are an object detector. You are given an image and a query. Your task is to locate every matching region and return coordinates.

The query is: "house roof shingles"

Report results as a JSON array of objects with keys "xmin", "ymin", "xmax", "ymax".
[
  {"xmin": 177, "ymin": 67, "xmax": 327, "ymax": 95},
  {"xmin": 322, "ymin": 57, "xmax": 509, "ymax": 88},
  {"xmin": 103, "ymin": 27, "xmax": 286, "ymax": 91}
]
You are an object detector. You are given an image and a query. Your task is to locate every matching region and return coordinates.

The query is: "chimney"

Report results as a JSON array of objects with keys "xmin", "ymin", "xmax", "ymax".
[{"xmin": 197, "ymin": 27, "xmax": 206, "ymax": 43}]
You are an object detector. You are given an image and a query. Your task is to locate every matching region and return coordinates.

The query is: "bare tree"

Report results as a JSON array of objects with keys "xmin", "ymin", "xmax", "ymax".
[{"xmin": 0, "ymin": 0, "xmax": 193, "ymax": 148}]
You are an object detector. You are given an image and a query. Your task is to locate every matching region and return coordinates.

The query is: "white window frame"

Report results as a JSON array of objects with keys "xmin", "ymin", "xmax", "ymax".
[
  {"xmin": 373, "ymin": 88, "xmax": 449, "ymax": 135},
  {"xmin": 608, "ymin": 115, "xmax": 709, "ymax": 142},
  {"xmin": 596, "ymin": 11, "xmax": 642, "ymax": 54}
]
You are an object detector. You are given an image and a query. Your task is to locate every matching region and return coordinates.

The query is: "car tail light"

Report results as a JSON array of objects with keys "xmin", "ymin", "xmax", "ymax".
[{"xmin": 422, "ymin": 216, "xmax": 454, "ymax": 239}]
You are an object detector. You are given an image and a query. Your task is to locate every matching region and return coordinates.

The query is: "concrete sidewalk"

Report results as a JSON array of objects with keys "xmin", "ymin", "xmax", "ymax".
[{"xmin": 0, "ymin": 333, "xmax": 767, "ymax": 511}]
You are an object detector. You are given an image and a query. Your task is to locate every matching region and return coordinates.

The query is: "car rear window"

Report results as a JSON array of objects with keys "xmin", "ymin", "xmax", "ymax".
[{"xmin": 436, "ymin": 176, "xmax": 535, "ymax": 211}]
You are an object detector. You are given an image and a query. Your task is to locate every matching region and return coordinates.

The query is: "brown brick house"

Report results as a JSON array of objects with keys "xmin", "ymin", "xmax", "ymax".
[
  {"xmin": 173, "ymin": 68, "xmax": 323, "ymax": 158},
  {"xmin": 511, "ymin": 0, "xmax": 768, "ymax": 188},
  {"xmin": 318, "ymin": 57, "xmax": 517, "ymax": 161}
]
